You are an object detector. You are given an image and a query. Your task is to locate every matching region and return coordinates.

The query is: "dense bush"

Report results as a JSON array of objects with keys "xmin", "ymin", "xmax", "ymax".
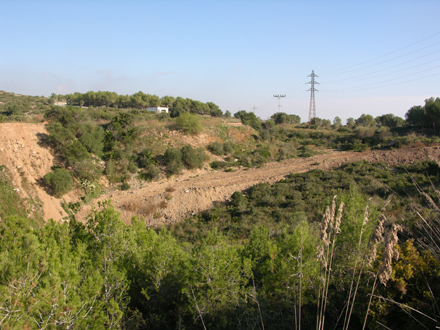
[
  {"xmin": 138, "ymin": 165, "xmax": 160, "ymax": 181},
  {"xmin": 43, "ymin": 167, "xmax": 73, "ymax": 197},
  {"xmin": 5, "ymin": 104, "xmax": 22, "ymax": 116},
  {"xmin": 175, "ymin": 112, "xmax": 202, "ymax": 135},
  {"xmin": 210, "ymin": 160, "xmax": 232, "ymax": 169},
  {"xmin": 223, "ymin": 141, "xmax": 234, "ymax": 154},
  {"xmin": 136, "ymin": 149, "xmax": 157, "ymax": 168},
  {"xmin": 207, "ymin": 141, "xmax": 224, "ymax": 155},
  {"xmin": 164, "ymin": 148, "xmax": 183, "ymax": 174},
  {"xmin": 208, "ymin": 141, "xmax": 234, "ymax": 156},
  {"xmin": 181, "ymin": 145, "xmax": 205, "ymax": 169}
]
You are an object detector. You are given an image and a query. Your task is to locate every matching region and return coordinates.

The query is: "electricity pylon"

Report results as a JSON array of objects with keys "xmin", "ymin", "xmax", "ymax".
[
  {"xmin": 273, "ymin": 95, "xmax": 286, "ymax": 113},
  {"xmin": 307, "ymin": 70, "xmax": 319, "ymax": 123}
]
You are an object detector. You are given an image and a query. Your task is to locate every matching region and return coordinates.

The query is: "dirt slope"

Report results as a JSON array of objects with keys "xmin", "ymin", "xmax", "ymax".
[
  {"xmin": 2, "ymin": 123, "xmax": 439, "ymax": 225},
  {"xmin": 76, "ymin": 145, "xmax": 440, "ymax": 226},
  {"xmin": 0, "ymin": 123, "xmax": 76, "ymax": 220}
]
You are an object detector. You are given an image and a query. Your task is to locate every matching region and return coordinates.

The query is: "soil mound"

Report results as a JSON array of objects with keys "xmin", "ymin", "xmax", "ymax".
[{"xmin": 0, "ymin": 123, "xmax": 75, "ymax": 220}]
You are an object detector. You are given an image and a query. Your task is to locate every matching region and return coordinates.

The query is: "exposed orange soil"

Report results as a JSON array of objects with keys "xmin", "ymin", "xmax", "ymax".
[
  {"xmin": 1, "ymin": 123, "xmax": 439, "ymax": 225},
  {"xmin": 0, "ymin": 123, "xmax": 77, "ymax": 220},
  {"xmin": 76, "ymin": 145, "xmax": 440, "ymax": 226}
]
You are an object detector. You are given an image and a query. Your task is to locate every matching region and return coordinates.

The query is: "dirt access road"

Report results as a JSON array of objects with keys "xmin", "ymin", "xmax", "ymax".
[
  {"xmin": 76, "ymin": 145, "xmax": 440, "ymax": 226},
  {"xmin": 2, "ymin": 123, "xmax": 439, "ymax": 224}
]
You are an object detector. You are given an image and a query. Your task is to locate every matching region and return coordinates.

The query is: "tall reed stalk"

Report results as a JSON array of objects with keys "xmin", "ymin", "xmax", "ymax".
[
  {"xmin": 316, "ymin": 196, "xmax": 344, "ymax": 330},
  {"xmin": 342, "ymin": 202, "xmax": 371, "ymax": 330},
  {"xmin": 343, "ymin": 197, "xmax": 391, "ymax": 330},
  {"xmin": 362, "ymin": 223, "xmax": 402, "ymax": 330}
]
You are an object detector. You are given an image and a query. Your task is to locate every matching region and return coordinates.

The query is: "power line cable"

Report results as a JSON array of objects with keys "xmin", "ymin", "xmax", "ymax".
[
  {"xmin": 321, "ymin": 40, "xmax": 440, "ymax": 77},
  {"xmin": 255, "ymin": 77, "xmax": 308, "ymax": 112},
  {"xmin": 324, "ymin": 56, "xmax": 440, "ymax": 85},
  {"xmin": 320, "ymin": 31, "xmax": 440, "ymax": 76},
  {"xmin": 321, "ymin": 71, "xmax": 440, "ymax": 92},
  {"xmin": 326, "ymin": 50, "xmax": 440, "ymax": 84}
]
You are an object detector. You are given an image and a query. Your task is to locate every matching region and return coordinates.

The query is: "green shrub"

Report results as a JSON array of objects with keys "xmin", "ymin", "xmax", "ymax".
[
  {"xmin": 210, "ymin": 161, "xmax": 232, "ymax": 170},
  {"xmin": 138, "ymin": 165, "xmax": 160, "ymax": 181},
  {"xmin": 230, "ymin": 191, "xmax": 247, "ymax": 208},
  {"xmin": 208, "ymin": 141, "xmax": 224, "ymax": 155},
  {"xmin": 223, "ymin": 142, "xmax": 234, "ymax": 154},
  {"xmin": 71, "ymin": 159, "xmax": 102, "ymax": 181},
  {"xmin": 137, "ymin": 149, "xmax": 157, "ymax": 168},
  {"xmin": 170, "ymin": 107, "xmax": 186, "ymax": 118},
  {"xmin": 104, "ymin": 159, "xmax": 115, "ymax": 177},
  {"xmin": 181, "ymin": 145, "xmax": 205, "ymax": 169},
  {"xmin": 128, "ymin": 159, "xmax": 138, "ymax": 174},
  {"xmin": 6, "ymin": 104, "xmax": 22, "ymax": 116},
  {"xmin": 78, "ymin": 126, "xmax": 104, "ymax": 156},
  {"xmin": 120, "ymin": 182, "xmax": 130, "ymax": 190},
  {"xmin": 175, "ymin": 112, "xmax": 202, "ymax": 135},
  {"xmin": 64, "ymin": 140, "xmax": 90, "ymax": 166},
  {"xmin": 43, "ymin": 168, "xmax": 73, "ymax": 197},
  {"xmin": 157, "ymin": 112, "xmax": 170, "ymax": 121},
  {"xmin": 164, "ymin": 148, "xmax": 183, "ymax": 174}
]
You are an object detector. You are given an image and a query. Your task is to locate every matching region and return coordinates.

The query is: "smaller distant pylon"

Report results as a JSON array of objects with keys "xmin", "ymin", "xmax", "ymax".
[
  {"xmin": 307, "ymin": 70, "xmax": 319, "ymax": 123},
  {"xmin": 273, "ymin": 95, "xmax": 286, "ymax": 113}
]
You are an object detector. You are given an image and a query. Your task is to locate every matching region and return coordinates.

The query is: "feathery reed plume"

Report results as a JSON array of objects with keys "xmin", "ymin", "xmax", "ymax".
[
  {"xmin": 329, "ymin": 195, "xmax": 337, "ymax": 231},
  {"xmin": 316, "ymin": 205, "xmax": 331, "ymax": 330},
  {"xmin": 334, "ymin": 202, "xmax": 345, "ymax": 234},
  {"xmin": 321, "ymin": 206, "xmax": 331, "ymax": 247},
  {"xmin": 363, "ymin": 223, "xmax": 402, "ymax": 330},
  {"xmin": 344, "ymin": 201, "xmax": 389, "ymax": 330},
  {"xmin": 421, "ymin": 192, "xmax": 440, "ymax": 212},
  {"xmin": 317, "ymin": 196, "xmax": 344, "ymax": 330},
  {"xmin": 381, "ymin": 195, "xmax": 392, "ymax": 212},
  {"xmin": 317, "ymin": 206, "xmax": 331, "ymax": 268},
  {"xmin": 378, "ymin": 223, "xmax": 402, "ymax": 286},
  {"xmin": 434, "ymin": 189, "xmax": 440, "ymax": 204},
  {"xmin": 342, "ymin": 201, "xmax": 370, "ymax": 330},
  {"xmin": 366, "ymin": 215, "xmax": 386, "ymax": 267}
]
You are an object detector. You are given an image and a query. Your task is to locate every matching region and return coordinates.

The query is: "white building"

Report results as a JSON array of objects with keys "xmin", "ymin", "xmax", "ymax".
[{"xmin": 146, "ymin": 107, "xmax": 169, "ymax": 114}]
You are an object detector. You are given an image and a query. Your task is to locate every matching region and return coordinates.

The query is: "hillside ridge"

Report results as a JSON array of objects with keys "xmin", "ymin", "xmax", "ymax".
[{"xmin": 1, "ymin": 122, "xmax": 439, "ymax": 224}]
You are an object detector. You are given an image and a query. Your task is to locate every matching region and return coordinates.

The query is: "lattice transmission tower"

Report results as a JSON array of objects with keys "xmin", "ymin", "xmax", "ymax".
[
  {"xmin": 307, "ymin": 70, "xmax": 319, "ymax": 123},
  {"xmin": 273, "ymin": 94, "xmax": 286, "ymax": 113}
]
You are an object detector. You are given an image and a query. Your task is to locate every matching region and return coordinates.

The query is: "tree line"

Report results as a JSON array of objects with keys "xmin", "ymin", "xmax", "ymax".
[
  {"xmin": 59, "ymin": 91, "xmax": 224, "ymax": 117},
  {"xmin": 405, "ymin": 97, "xmax": 440, "ymax": 131}
]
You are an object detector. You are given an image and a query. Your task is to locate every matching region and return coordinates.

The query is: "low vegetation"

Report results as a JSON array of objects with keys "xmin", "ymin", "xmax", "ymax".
[
  {"xmin": 1, "ymin": 90, "xmax": 440, "ymax": 329},
  {"xmin": 1, "ymin": 160, "xmax": 440, "ymax": 329}
]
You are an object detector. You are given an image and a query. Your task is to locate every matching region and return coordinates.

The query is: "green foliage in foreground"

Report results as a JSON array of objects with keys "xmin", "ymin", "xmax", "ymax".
[
  {"xmin": 2, "ymin": 161, "xmax": 440, "ymax": 329},
  {"xmin": 1, "ymin": 193, "xmax": 438, "ymax": 329}
]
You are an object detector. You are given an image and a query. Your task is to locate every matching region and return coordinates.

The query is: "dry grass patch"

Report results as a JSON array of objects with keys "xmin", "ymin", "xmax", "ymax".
[
  {"xmin": 153, "ymin": 212, "xmax": 163, "ymax": 219},
  {"xmin": 165, "ymin": 186, "xmax": 176, "ymax": 193},
  {"xmin": 32, "ymin": 114, "xmax": 45, "ymax": 123},
  {"xmin": 122, "ymin": 201, "xmax": 140, "ymax": 212},
  {"xmin": 159, "ymin": 201, "xmax": 168, "ymax": 209},
  {"xmin": 139, "ymin": 203, "xmax": 158, "ymax": 216}
]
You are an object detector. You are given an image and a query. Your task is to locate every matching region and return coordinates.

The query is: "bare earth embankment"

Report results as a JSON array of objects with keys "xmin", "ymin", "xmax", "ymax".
[
  {"xmin": 76, "ymin": 144, "xmax": 440, "ymax": 226},
  {"xmin": 2, "ymin": 123, "xmax": 439, "ymax": 224},
  {"xmin": 0, "ymin": 123, "xmax": 76, "ymax": 220}
]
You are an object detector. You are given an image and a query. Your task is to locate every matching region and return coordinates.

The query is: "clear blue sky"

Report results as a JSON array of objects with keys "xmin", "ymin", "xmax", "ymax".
[{"xmin": 1, "ymin": 0, "xmax": 439, "ymax": 123}]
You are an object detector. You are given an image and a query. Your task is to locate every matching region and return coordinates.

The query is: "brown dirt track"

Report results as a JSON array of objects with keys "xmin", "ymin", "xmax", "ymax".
[
  {"xmin": 1, "ymin": 123, "xmax": 439, "ymax": 225},
  {"xmin": 75, "ymin": 144, "xmax": 440, "ymax": 226}
]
